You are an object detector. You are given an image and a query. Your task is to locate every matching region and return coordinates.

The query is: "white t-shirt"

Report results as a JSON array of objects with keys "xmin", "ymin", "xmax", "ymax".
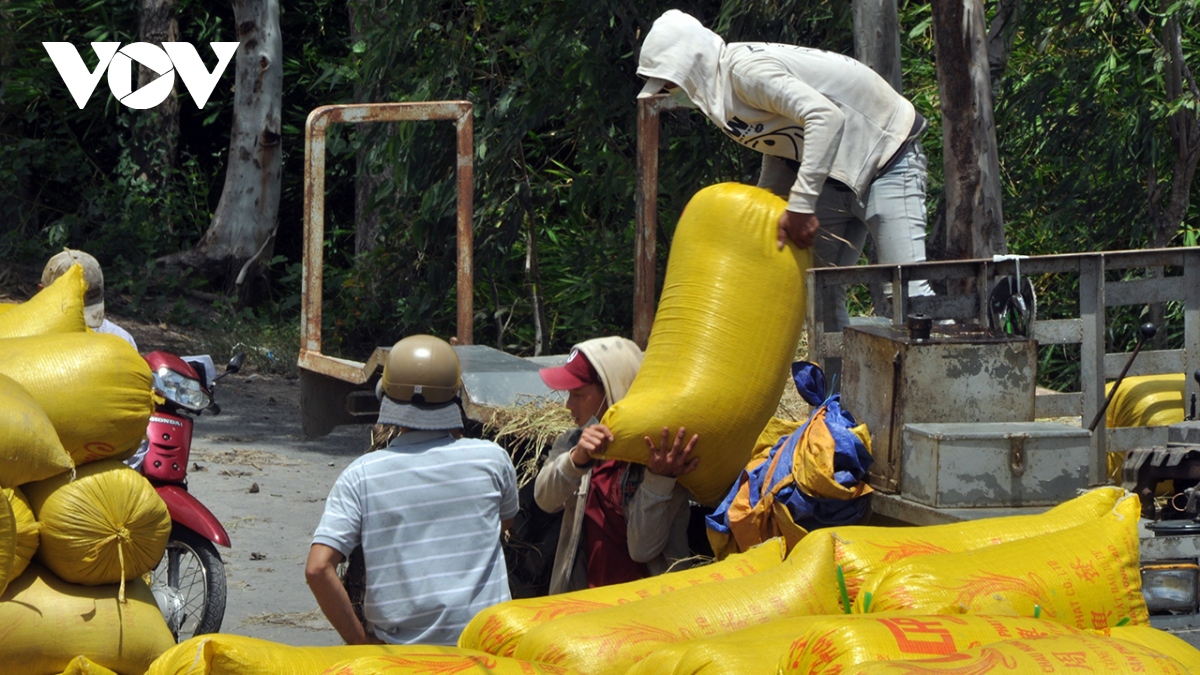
[
  {"xmin": 97, "ymin": 318, "xmax": 138, "ymax": 351},
  {"xmin": 312, "ymin": 430, "xmax": 519, "ymax": 645}
]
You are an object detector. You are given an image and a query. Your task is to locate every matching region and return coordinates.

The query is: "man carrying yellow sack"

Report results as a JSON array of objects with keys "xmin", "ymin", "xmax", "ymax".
[{"xmin": 534, "ymin": 336, "xmax": 699, "ymax": 593}]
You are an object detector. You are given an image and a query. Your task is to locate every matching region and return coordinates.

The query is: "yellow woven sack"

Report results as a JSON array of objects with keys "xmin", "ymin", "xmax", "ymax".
[
  {"xmin": 831, "ymin": 486, "xmax": 1123, "ymax": 603},
  {"xmin": 321, "ymin": 653, "xmax": 580, "ymax": 674},
  {"xmin": 6, "ymin": 486, "xmax": 39, "ymax": 579},
  {"xmin": 626, "ymin": 614, "xmax": 1080, "ymax": 675},
  {"xmin": 0, "ymin": 332, "xmax": 153, "ymax": 465},
  {"xmin": 1095, "ymin": 625, "xmax": 1200, "ymax": 672},
  {"xmin": 24, "ymin": 459, "xmax": 170, "ymax": 591},
  {"xmin": 460, "ymin": 538, "xmax": 787, "ymax": 657},
  {"xmin": 147, "ymin": 634, "xmax": 505, "ymax": 675},
  {"xmin": 841, "ymin": 634, "xmax": 1190, "ymax": 674},
  {"xmin": 0, "ymin": 562, "xmax": 175, "ymax": 675},
  {"xmin": 855, "ymin": 492, "xmax": 1148, "ymax": 629},
  {"xmin": 0, "ymin": 372, "xmax": 74, "ymax": 487},
  {"xmin": 57, "ymin": 656, "xmax": 121, "ymax": 675},
  {"xmin": 0, "ymin": 263, "xmax": 87, "ymax": 338},
  {"xmin": 512, "ymin": 530, "xmax": 840, "ymax": 675},
  {"xmin": 1105, "ymin": 374, "xmax": 1185, "ymax": 484},
  {"xmin": 0, "ymin": 486, "xmax": 13, "ymax": 597},
  {"xmin": 599, "ymin": 183, "xmax": 812, "ymax": 505},
  {"xmin": 781, "ymin": 615, "xmax": 1083, "ymax": 674}
]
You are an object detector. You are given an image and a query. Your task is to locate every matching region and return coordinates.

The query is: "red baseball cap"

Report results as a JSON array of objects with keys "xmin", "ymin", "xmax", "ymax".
[{"xmin": 539, "ymin": 348, "xmax": 599, "ymax": 391}]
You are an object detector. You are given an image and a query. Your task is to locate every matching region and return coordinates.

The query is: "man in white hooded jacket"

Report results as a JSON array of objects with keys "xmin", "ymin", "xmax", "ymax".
[{"xmin": 637, "ymin": 9, "xmax": 933, "ymax": 329}]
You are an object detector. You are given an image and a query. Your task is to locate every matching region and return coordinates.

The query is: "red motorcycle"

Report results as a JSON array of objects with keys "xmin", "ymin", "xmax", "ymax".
[{"xmin": 141, "ymin": 351, "xmax": 244, "ymax": 641}]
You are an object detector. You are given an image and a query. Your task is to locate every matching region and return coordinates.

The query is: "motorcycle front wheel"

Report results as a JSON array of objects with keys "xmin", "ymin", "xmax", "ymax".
[{"xmin": 150, "ymin": 524, "xmax": 227, "ymax": 641}]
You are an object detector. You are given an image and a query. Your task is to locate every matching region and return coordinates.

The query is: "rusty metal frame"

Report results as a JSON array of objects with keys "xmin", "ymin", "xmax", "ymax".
[
  {"xmin": 298, "ymin": 102, "xmax": 473, "ymax": 437},
  {"xmin": 633, "ymin": 93, "xmax": 685, "ymax": 348},
  {"xmin": 806, "ymin": 247, "xmax": 1200, "ymax": 486},
  {"xmin": 300, "ymin": 101, "xmax": 474, "ymax": 380}
]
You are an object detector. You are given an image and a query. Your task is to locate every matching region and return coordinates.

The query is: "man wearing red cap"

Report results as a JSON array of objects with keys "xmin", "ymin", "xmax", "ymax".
[{"xmin": 534, "ymin": 336, "xmax": 699, "ymax": 593}]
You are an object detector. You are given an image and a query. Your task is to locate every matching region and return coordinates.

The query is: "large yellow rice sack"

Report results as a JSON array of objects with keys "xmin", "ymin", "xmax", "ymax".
[
  {"xmin": 599, "ymin": 183, "xmax": 812, "ymax": 505},
  {"xmin": 57, "ymin": 656, "xmax": 121, "ymax": 675},
  {"xmin": 0, "ymin": 263, "xmax": 87, "ymax": 338},
  {"xmin": 1096, "ymin": 625, "xmax": 1200, "ymax": 671},
  {"xmin": 1105, "ymin": 374, "xmax": 1185, "ymax": 483},
  {"xmin": 855, "ymin": 491, "xmax": 1148, "ymax": 629},
  {"xmin": 0, "ymin": 331, "xmax": 153, "ymax": 465},
  {"xmin": 781, "ymin": 615, "xmax": 1084, "ymax": 674},
  {"xmin": 841, "ymin": 634, "xmax": 1190, "ymax": 674},
  {"xmin": 321, "ymin": 653, "xmax": 579, "ymax": 674},
  {"xmin": 461, "ymin": 538, "xmax": 787, "ymax": 657},
  {"xmin": 5, "ymin": 486, "xmax": 39, "ymax": 579},
  {"xmin": 831, "ymin": 486, "xmax": 1123, "ymax": 603},
  {"xmin": 627, "ymin": 614, "xmax": 1082, "ymax": 675},
  {"xmin": 0, "ymin": 485, "xmax": 14, "ymax": 596},
  {"xmin": 512, "ymin": 530, "xmax": 840, "ymax": 675},
  {"xmin": 147, "ymin": 634, "xmax": 514, "ymax": 675},
  {"xmin": 0, "ymin": 372, "xmax": 74, "ymax": 487},
  {"xmin": 24, "ymin": 459, "xmax": 170, "ymax": 588},
  {"xmin": 0, "ymin": 562, "xmax": 175, "ymax": 675}
]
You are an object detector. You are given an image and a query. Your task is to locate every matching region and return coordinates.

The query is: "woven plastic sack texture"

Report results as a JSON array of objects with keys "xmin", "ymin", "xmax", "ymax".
[
  {"xmin": 512, "ymin": 530, "xmax": 840, "ymax": 675},
  {"xmin": 57, "ymin": 656, "xmax": 121, "ymax": 675},
  {"xmin": 855, "ymin": 492, "xmax": 1148, "ymax": 629},
  {"xmin": 0, "ymin": 331, "xmax": 153, "ymax": 465},
  {"xmin": 599, "ymin": 183, "xmax": 812, "ymax": 505},
  {"xmin": 321, "ymin": 653, "xmax": 580, "ymax": 674},
  {"xmin": 623, "ymin": 614, "xmax": 835, "ymax": 675},
  {"xmin": 0, "ymin": 562, "xmax": 174, "ymax": 675},
  {"xmin": 460, "ymin": 538, "xmax": 787, "ymax": 657},
  {"xmin": 830, "ymin": 486, "xmax": 1123, "ymax": 604},
  {"xmin": 1105, "ymin": 374, "xmax": 1185, "ymax": 484},
  {"xmin": 781, "ymin": 615, "xmax": 1084, "ymax": 674},
  {"xmin": 1093, "ymin": 625, "xmax": 1200, "ymax": 672},
  {"xmin": 24, "ymin": 459, "xmax": 170, "ymax": 588},
  {"xmin": 5, "ymin": 486, "xmax": 39, "ymax": 579},
  {"xmin": 0, "ymin": 486, "xmax": 13, "ymax": 597},
  {"xmin": 840, "ymin": 633, "xmax": 1190, "ymax": 674},
  {"xmin": 147, "ymin": 634, "xmax": 499, "ymax": 675},
  {"xmin": 0, "ymin": 372, "xmax": 74, "ymax": 488},
  {"xmin": 0, "ymin": 263, "xmax": 87, "ymax": 339}
]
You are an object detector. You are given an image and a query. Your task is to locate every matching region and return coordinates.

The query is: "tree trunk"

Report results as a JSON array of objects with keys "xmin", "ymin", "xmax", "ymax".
[
  {"xmin": 931, "ymin": 0, "xmax": 1006, "ymax": 261},
  {"xmin": 852, "ymin": 0, "xmax": 903, "ymax": 92},
  {"xmin": 853, "ymin": 0, "xmax": 903, "ymax": 312},
  {"xmin": 191, "ymin": 0, "xmax": 282, "ymax": 301},
  {"xmin": 134, "ymin": 0, "xmax": 179, "ymax": 220},
  {"xmin": 986, "ymin": 0, "xmax": 1023, "ymax": 98},
  {"xmin": 1145, "ymin": 6, "xmax": 1199, "ymax": 349}
]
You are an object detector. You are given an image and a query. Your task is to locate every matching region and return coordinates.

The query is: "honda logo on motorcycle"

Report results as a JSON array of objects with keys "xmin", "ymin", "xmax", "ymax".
[{"xmin": 42, "ymin": 41, "xmax": 239, "ymax": 110}]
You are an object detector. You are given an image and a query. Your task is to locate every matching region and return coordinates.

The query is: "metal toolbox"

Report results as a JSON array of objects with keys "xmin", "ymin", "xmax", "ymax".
[
  {"xmin": 841, "ymin": 324, "xmax": 1038, "ymax": 493},
  {"xmin": 902, "ymin": 422, "xmax": 1092, "ymax": 508}
]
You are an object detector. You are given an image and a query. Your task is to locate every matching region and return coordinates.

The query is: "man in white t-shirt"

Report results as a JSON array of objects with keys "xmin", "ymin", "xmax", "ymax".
[
  {"xmin": 306, "ymin": 335, "xmax": 518, "ymax": 645},
  {"xmin": 40, "ymin": 248, "xmax": 138, "ymax": 350}
]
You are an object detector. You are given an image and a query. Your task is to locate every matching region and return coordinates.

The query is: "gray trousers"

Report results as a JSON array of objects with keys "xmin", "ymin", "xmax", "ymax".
[{"xmin": 759, "ymin": 143, "xmax": 933, "ymax": 330}]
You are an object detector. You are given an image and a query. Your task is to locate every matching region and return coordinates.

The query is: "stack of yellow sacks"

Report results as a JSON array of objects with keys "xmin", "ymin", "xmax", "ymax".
[
  {"xmin": 458, "ymin": 487, "xmax": 1200, "ymax": 675},
  {"xmin": 0, "ymin": 266, "xmax": 173, "ymax": 675}
]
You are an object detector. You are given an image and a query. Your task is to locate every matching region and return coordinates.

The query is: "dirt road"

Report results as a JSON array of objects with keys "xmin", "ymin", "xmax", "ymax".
[{"xmin": 184, "ymin": 371, "xmax": 363, "ymax": 646}]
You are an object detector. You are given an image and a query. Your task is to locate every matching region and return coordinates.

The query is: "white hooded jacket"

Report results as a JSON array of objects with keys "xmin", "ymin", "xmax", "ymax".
[{"xmin": 637, "ymin": 10, "xmax": 917, "ymax": 213}]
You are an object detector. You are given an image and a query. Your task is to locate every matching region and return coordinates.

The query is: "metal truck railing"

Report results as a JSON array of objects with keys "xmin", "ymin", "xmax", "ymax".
[{"xmin": 805, "ymin": 248, "xmax": 1200, "ymax": 486}]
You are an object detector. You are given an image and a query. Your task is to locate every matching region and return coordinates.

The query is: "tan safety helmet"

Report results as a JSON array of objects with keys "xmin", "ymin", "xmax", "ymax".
[{"xmin": 380, "ymin": 334, "xmax": 462, "ymax": 404}]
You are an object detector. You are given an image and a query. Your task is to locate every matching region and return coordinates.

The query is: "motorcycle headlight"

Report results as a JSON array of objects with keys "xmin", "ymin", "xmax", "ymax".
[{"xmin": 154, "ymin": 366, "xmax": 211, "ymax": 410}]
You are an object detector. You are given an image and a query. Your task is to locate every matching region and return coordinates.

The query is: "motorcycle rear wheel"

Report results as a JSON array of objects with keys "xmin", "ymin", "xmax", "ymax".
[{"xmin": 151, "ymin": 525, "xmax": 227, "ymax": 641}]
